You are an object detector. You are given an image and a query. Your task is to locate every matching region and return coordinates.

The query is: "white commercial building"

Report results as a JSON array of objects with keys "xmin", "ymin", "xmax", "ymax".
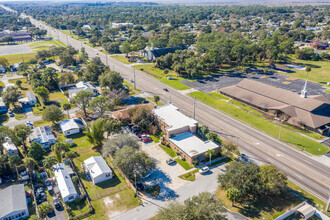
[
  {"xmin": 53, "ymin": 163, "xmax": 78, "ymax": 203},
  {"xmin": 84, "ymin": 156, "xmax": 113, "ymax": 184},
  {"xmin": 153, "ymin": 104, "xmax": 198, "ymax": 138},
  {"xmin": 0, "ymin": 184, "xmax": 29, "ymax": 220},
  {"xmin": 59, "ymin": 119, "xmax": 85, "ymax": 136},
  {"xmin": 29, "ymin": 126, "xmax": 56, "ymax": 148}
]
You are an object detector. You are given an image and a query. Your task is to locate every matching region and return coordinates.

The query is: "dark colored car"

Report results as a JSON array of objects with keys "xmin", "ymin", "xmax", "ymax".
[
  {"xmin": 136, "ymin": 182, "xmax": 145, "ymax": 191},
  {"xmin": 163, "ymin": 88, "xmax": 169, "ymax": 92},
  {"xmin": 54, "ymin": 199, "xmax": 61, "ymax": 209}
]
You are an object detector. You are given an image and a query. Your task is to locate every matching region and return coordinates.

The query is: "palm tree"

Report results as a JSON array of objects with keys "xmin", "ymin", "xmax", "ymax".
[
  {"xmin": 23, "ymin": 157, "xmax": 37, "ymax": 178},
  {"xmin": 65, "ymin": 151, "xmax": 78, "ymax": 161},
  {"xmin": 52, "ymin": 143, "xmax": 70, "ymax": 163},
  {"xmin": 85, "ymin": 118, "xmax": 105, "ymax": 148},
  {"xmin": 205, "ymin": 149, "xmax": 215, "ymax": 165},
  {"xmin": 226, "ymin": 188, "xmax": 240, "ymax": 207},
  {"xmin": 43, "ymin": 156, "xmax": 57, "ymax": 169},
  {"xmin": 9, "ymin": 155, "xmax": 22, "ymax": 178}
]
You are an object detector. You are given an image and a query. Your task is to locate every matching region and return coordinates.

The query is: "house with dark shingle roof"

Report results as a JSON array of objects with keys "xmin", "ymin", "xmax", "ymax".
[
  {"xmin": 140, "ymin": 45, "xmax": 187, "ymax": 60},
  {"xmin": 0, "ymin": 184, "xmax": 29, "ymax": 220},
  {"xmin": 219, "ymin": 79, "xmax": 330, "ymax": 135}
]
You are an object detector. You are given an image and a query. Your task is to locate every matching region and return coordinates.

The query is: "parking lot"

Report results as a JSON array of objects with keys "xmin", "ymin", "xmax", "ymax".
[
  {"xmin": 141, "ymin": 142, "xmax": 188, "ymax": 200},
  {"xmin": 180, "ymin": 71, "xmax": 330, "ymax": 99},
  {"xmin": 0, "ymin": 44, "xmax": 33, "ymax": 56}
]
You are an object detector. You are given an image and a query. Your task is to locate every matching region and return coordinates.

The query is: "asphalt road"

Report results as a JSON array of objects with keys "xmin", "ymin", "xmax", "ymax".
[{"xmin": 10, "ymin": 9, "xmax": 330, "ymax": 203}]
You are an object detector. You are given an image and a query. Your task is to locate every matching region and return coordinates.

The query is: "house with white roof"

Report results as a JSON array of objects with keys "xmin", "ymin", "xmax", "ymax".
[
  {"xmin": 67, "ymin": 81, "xmax": 98, "ymax": 98},
  {"xmin": 3, "ymin": 136, "xmax": 18, "ymax": 156},
  {"xmin": 0, "ymin": 184, "xmax": 29, "ymax": 220},
  {"xmin": 18, "ymin": 91, "xmax": 37, "ymax": 106},
  {"xmin": 84, "ymin": 156, "xmax": 113, "ymax": 184},
  {"xmin": 169, "ymin": 132, "xmax": 220, "ymax": 165},
  {"xmin": 153, "ymin": 104, "xmax": 198, "ymax": 139},
  {"xmin": 153, "ymin": 104, "xmax": 220, "ymax": 165},
  {"xmin": 59, "ymin": 119, "xmax": 85, "ymax": 136},
  {"xmin": 53, "ymin": 163, "xmax": 78, "ymax": 203},
  {"xmin": 29, "ymin": 126, "xmax": 56, "ymax": 148}
]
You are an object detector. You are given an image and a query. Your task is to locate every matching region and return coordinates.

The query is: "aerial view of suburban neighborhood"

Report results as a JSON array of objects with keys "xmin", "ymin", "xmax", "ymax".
[{"xmin": 0, "ymin": 0, "xmax": 329, "ymax": 219}]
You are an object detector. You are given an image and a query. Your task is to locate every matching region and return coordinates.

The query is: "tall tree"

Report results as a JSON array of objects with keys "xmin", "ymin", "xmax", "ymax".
[
  {"xmin": 14, "ymin": 125, "xmax": 32, "ymax": 153},
  {"xmin": 102, "ymin": 133, "xmax": 140, "ymax": 156},
  {"xmin": 89, "ymin": 96, "xmax": 112, "ymax": 117},
  {"xmin": 43, "ymin": 156, "xmax": 56, "ymax": 169},
  {"xmin": 62, "ymin": 103, "xmax": 71, "ymax": 118},
  {"xmin": 34, "ymin": 86, "xmax": 49, "ymax": 104},
  {"xmin": 42, "ymin": 105, "xmax": 64, "ymax": 124},
  {"xmin": 85, "ymin": 118, "xmax": 106, "ymax": 148},
  {"xmin": 23, "ymin": 157, "xmax": 37, "ymax": 178},
  {"xmin": 9, "ymin": 155, "xmax": 22, "ymax": 178},
  {"xmin": 158, "ymin": 192, "xmax": 227, "ymax": 220},
  {"xmin": 51, "ymin": 142, "xmax": 70, "ymax": 163},
  {"xmin": 2, "ymin": 86, "xmax": 20, "ymax": 108},
  {"xmin": 205, "ymin": 149, "xmax": 215, "ymax": 165},
  {"xmin": 28, "ymin": 142, "xmax": 46, "ymax": 161},
  {"xmin": 226, "ymin": 188, "xmax": 240, "ymax": 207},
  {"xmin": 99, "ymin": 71, "xmax": 124, "ymax": 92},
  {"xmin": 72, "ymin": 90, "xmax": 93, "ymax": 117}
]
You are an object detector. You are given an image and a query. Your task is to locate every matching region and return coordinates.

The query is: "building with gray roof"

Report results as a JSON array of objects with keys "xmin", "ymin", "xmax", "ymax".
[
  {"xmin": 0, "ymin": 184, "xmax": 29, "ymax": 220},
  {"xmin": 29, "ymin": 126, "xmax": 56, "ymax": 148}
]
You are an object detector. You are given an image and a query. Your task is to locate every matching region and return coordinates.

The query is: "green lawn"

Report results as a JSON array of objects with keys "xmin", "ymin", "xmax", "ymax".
[
  {"xmin": 325, "ymin": 89, "xmax": 330, "ymax": 94},
  {"xmin": 8, "ymin": 78, "xmax": 31, "ymax": 97},
  {"xmin": 175, "ymin": 158, "xmax": 194, "ymax": 170},
  {"xmin": 133, "ymin": 64, "xmax": 191, "ymax": 90},
  {"xmin": 150, "ymin": 135, "xmax": 160, "ymax": 143},
  {"xmin": 0, "ymin": 53, "xmax": 36, "ymax": 64},
  {"xmin": 178, "ymin": 169, "xmax": 200, "ymax": 181},
  {"xmin": 284, "ymin": 55, "xmax": 330, "ymax": 85},
  {"xmin": 14, "ymin": 113, "xmax": 27, "ymax": 120},
  {"xmin": 188, "ymin": 91, "xmax": 329, "ymax": 155},
  {"xmin": 111, "ymin": 55, "xmax": 131, "ymax": 64},
  {"xmin": 209, "ymin": 92, "xmax": 230, "ymax": 100},
  {"xmin": 0, "ymin": 81, "xmax": 5, "ymax": 89},
  {"xmin": 287, "ymin": 181, "xmax": 329, "ymax": 213},
  {"xmin": 159, "ymin": 145, "xmax": 176, "ymax": 158}
]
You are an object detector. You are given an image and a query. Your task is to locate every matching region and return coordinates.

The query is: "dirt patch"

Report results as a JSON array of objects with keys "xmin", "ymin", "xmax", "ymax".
[
  {"xmin": 103, "ymin": 196, "xmax": 114, "ymax": 206},
  {"xmin": 282, "ymin": 81, "xmax": 292, "ymax": 85},
  {"xmin": 104, "ymin": 193, "xmax": 124, "ymax": 219}
]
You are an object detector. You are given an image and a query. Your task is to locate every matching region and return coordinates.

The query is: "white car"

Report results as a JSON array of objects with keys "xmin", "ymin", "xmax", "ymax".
[{"xmin": 199, "ymin": 166, "xmax": 210, "ymax": 174}]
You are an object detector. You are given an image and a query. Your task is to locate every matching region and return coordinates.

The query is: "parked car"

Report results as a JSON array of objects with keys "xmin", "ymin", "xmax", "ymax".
[
  {"xmin": 142, "ymin": 137, "xmax": 152, "ymax": 143},
  {"xmin": 163, "ymin": 88, "xmax": 169, "ymax": 92},
  {"xmin": 53, "ymin": 199, "xmax": 61, "ymax": 209},
  {"xmin": 136, "ymin": 182, "xmax": 145, "ymax": 191},
  {"xmin": 9, "ymin": 113, "xmax": 14, "ymax": 117},
  {"xmin": 166, "ymin": 158, "xmax": 175, "ymax": 165},
  {"xmin": 46, "ymin": 182, "xmax": 53, "ymax": 194},
  {"xmin": 199, "ymin": 166, "xmax": 210, "ymax": 174},
  {"xmin": 26, "ymin": 121, "xmax": 33, "ymax": 128}
]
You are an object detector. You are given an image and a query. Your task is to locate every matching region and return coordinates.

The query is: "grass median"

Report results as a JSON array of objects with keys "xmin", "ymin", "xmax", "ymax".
[{"xmin": 188, "ymin": 91, "xmax": 329, "ymax": 155}]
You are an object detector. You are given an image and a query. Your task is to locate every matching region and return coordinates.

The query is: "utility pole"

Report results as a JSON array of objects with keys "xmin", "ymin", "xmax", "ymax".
[
  {"xmin": 134, "ymin": 68, "xmax": 136, "ymax": 90},
  {"xmin": 193, "ymin": 96, "xmax": 196, "ymax": 119}
]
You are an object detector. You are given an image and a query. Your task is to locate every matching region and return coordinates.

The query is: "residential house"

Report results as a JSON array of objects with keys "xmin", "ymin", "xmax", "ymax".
[
  {"xmin": 9, "ymin": 63, "xmax": 20, "ymax": 72},
  {"xmin": 0, "ymin": 184, "xmax": 29, "ymax": 220},
  {"xmin": 53, "ymin": 163, "xmax": 78, "ymax": 203},
  {"xmin": 59, "ymin": 119, "xmax": 85, "ymax": 136},
  {"xmin": 140, "ymin": 45, "xmax": 188, "ymax": 61},
  {"xmin": 67, "ymin": 81, "xmax": 98, "ymax": 98},
  {"xmin": 84, "ymin": 156, "xmax": 113, "ymax": 184},
  {"xmin": 29, "ymin": 126, "xmax": 56, "ymax": 148},
  {"xmin": 18, "ymin": 91, "xmax": 37, "ymax": 106},
  {"xmin": 3, "ymin": 136, "xmax": 18, "ymax": 156}
]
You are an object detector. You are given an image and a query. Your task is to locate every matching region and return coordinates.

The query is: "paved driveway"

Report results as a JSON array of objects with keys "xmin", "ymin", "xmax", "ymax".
[{"xmin": 141, "ymin": 142, "xmax": 187, "ymax": 200}]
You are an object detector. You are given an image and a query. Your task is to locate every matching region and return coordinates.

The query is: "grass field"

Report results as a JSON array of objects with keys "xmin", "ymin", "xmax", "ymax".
[
  {"xmin": 325, "ymin": 89, "xmax": 330, "ymax": 93},
  {"xmin": 175, "ymin": 158, "xmax": 194, "ymax": 170},
  {"xmin": 133, "ymin": 64, "xmax": 191, "ymax": 90},
  {"xmin": 215, "ymin": 187, "xmax": 301, "ymax": 220},
  {"xmin": 0, "ymin": 53, "xmax": 36, "ymax": 64},
  {"xmin": 159, "ymin": 145, "xmax": 176, "ymax": 158},
  {"xmin": 8, "ymin": 78, "xmax": 31, "ymax": 97},
  {"xmin": 178, "ymin": 169, "xmax": 200, "ymax": 181},
  {"xmin": 284, "ymin": 55, "xmax": 330, "ymax": 85},
  {"xmin": 188, "ymin": 91, "xmax": 329, "ymax": 155},
  {"xmin": 111, "ymin": 55, "xmax": 132, "ymax": 64},
  {"xmin": 28, "ymin": 39, "xmax": 65, "ymax": 51}
]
